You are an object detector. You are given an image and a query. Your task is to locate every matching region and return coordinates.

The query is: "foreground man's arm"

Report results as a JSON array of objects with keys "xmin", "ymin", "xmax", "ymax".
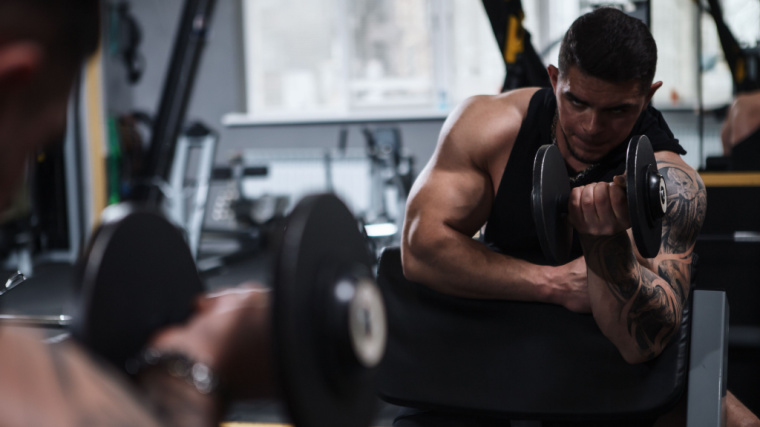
[
  {"xmin": 0, "ymin": 327, "xmax": 171, "ymax": 427},
  {"xmin": 0, "ymin": 287, "xmax": 271, "ymax": 427}
]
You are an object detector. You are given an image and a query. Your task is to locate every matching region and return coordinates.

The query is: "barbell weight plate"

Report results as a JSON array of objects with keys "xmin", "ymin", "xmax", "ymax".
[
  {"xmin": 70, "ymin": 203, "xmax": 204, "ymax": 371},
  {"xmin": 626, "ymin": 135, "xmax": 664, "ymax": 258},
  {"xmin": 532, "ymin": 144, "xmax": 573, "ymax": 265},
  {"xmin": 273, "ymin": 193, "xmax": 386, "ymax": 427}
]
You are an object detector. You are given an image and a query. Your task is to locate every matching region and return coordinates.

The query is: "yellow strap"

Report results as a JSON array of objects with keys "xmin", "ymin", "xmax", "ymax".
[
  {"xmin": 83, "ymin": 44, "xmax": 108, "ymax": 228},
  {"xmin": 504, "ymin": 14, "xmax": 525, "ymax": 64},
  {"xmin": 699, "ymin": 172, "xmax": 760, "ymax": 187}
]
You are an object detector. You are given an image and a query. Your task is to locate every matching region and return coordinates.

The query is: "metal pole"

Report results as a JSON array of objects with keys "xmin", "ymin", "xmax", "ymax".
[
  {"xmin": 132, "ymin": 0, "xmax": 218, "ymax": 205},
  {"xmin": 697, "ymin": 1, "xmax": 704, "ymax": 169}
]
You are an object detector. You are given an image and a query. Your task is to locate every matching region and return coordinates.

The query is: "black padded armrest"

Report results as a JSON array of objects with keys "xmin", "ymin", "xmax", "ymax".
[{"xmin": 375, "ymin": 247, "xmax": 691, "ymax": 421}]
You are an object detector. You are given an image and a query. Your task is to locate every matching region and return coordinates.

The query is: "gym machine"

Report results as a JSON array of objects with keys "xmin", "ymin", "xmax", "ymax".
[{"xmin": 376, "ymin": 246, "xmax": 728, "ymax": 426}]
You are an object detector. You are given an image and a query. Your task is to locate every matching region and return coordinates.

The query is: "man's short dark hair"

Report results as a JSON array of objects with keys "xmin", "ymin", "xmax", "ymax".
[
  {"xmin": 558, "ymin": 7, "xmax": 657, "ymax": 92},
  {"xmin": 0, "ymin": 0, "xmax": 100, "ymax": 66}
]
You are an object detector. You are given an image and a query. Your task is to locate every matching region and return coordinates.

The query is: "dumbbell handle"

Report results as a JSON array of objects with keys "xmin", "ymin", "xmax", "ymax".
[{"xmin": 555, "ymin": 170, "xmax": 666, "ymax": 222}]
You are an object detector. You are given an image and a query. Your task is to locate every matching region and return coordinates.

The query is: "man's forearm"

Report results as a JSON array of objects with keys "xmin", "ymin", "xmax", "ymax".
[
  {"xmin": 581, "ymin": 232, "xmax": 680, "ymax": 363},
  {"xmin": 403, "ymin": 228, "xmax": 558, "ymax": 302},
  {"xmin": 0, "ymin": 329, "xmax": 169, "ymax": 427}
]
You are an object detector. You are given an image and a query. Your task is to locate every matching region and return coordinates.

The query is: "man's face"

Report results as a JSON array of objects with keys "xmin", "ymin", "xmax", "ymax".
[{"xmin": 549, "ymin": 65, "xmax": 658, "ymax": 165}]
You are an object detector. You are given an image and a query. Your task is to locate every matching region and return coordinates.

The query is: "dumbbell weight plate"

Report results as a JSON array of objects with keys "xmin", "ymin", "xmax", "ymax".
[
  {"xmin": 532, "ymin": 144, "xmax": 573, "ymax": 265},
  {"xmin": 273, "ymin": 194, "xmax": 386, "ymax": 427},
  {"xmin": 70, "ymin": 204, "xmax": 204, "ymax": 371},
  {"xmin": 626, "ymin": 135, "xmax": 665, "ymax": 258},
  {"xmin": 70, "ymin": 195, "xmax": 385, "ymax": 427}
]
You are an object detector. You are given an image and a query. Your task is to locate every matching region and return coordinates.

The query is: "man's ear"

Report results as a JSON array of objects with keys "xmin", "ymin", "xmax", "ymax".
[
  {"xmin": 547, "ymin": 65, "xmax": 559, "ymax": 92},
  {"xmin": 0, "ymin": 42, "xmax": 43, "ymax": 90},
  {"xmin": 645, "ymin": 81, "xmax": 663, "ymax": 104}
]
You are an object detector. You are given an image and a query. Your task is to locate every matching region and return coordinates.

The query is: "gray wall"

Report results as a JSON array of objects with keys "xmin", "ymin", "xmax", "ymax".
[{"xmin": 122, "ymin": 0, "xmax": 444, "ymax": 171}]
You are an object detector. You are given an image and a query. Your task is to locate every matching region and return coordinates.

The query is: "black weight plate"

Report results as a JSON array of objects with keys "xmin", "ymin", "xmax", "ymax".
[
  {"xmin": 273, "ymin": 194, "xmax": 382, "ymax": 427},
  {"xmin": 532, "ymin": 145, "xmax": 573, "ymax": 265},
  {"xmin": 626, "ymin": 136, "xmax": 663, "ymax": 258},
  {"xmin": 70, "ymin": 203, "xmax": 203, "ymax": 371}
]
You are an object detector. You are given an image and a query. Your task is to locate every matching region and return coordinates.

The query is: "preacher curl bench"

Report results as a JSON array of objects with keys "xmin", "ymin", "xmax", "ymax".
[{"xmin": 375, "ymin": 247, "xmax": 728, "ymax": 426}]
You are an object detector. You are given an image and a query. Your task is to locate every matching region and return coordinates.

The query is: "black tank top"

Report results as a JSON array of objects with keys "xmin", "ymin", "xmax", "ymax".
[
  {"xmin": 483, "ymin": 88, "xmax": 687, "ymax": 265},
  {"xmin": 731, "ymin": 125, "xmax": 760, "ymax": 170}
]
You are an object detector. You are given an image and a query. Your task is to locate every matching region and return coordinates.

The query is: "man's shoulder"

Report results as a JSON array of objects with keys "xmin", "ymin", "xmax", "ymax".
[
  {"xmin": 442, "ymin": 88, "xmax": 542, "ymax": 156},
  {"xmin": 458, "ymin": 87, "xmax": 542, "ymax": 118},
  {"xmin": 654, "ymin": 151, "xmax": 691, "ymax": 170}
]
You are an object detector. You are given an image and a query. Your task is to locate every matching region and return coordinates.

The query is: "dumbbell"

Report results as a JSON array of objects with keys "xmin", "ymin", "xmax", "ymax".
[
  {"xmin": 531, "ymin": 135, "xmax": 667, "ymax": 264},
  {"xmin": 69, "ymin": 193, "xmax": 387, "ymax": 427}
]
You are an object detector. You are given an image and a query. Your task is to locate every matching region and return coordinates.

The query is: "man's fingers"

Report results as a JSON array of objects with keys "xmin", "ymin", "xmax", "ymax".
[
  {"xmin": 568, "ymin": 182, "xmax": 631, "ymax": 235},
  {"xmin": 580, "ymin": 184, "xmax": 600, "ymax": 228},
  {"xmin": 609, "ymin": 182, "xmax": 629, "ymax": 227}
]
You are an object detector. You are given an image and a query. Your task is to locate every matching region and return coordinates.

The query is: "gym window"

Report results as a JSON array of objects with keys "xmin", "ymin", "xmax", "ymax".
[
  {"xmin": 228, "ymin": 0, "xmax": 760, "ymax": 124},
  {"xmin": 228, "ymin": 0, "xmax": 505, "ymax": 124}
]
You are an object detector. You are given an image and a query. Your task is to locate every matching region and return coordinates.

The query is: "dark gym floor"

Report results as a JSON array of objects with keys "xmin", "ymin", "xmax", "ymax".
[{"xmin": 0, "ymin": 254, "xmax": 401, "ymax": 426}]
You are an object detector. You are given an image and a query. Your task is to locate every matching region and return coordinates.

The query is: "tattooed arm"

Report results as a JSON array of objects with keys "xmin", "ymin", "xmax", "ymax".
[{"xmin": 568, "ymin": 151, "xmax": 706, "ymax": 364}]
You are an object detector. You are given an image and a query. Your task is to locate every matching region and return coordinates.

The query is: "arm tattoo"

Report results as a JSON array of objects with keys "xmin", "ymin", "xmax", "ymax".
[
  {"xmin": 581, "ymin": 161, "xmax": 703, "ymax": 359},
  {"xmin": 626, "ymin": 272, "xmax": 678, "ymax": 359},
  {"xmin": 656, "ymin": 257, "xmax": 692, "ymax": 304},
  {"xmin": 659, "ymin": 162, "xmax": 707, "ymax": 255},
  {"xmin": 596, "ymin": 232, "xmax": 640, "ymax": 304},
  {"xmin": 585, "ymin": 233, "xmax": 680, "ymax": 358}
]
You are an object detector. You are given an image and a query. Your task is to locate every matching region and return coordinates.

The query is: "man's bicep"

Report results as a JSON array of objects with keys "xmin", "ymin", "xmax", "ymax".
[
  {"xmin": 649, "ymin": 155, "xmax": 707, "ymax": 302},
  {"xmin": 404, "ymin": 94, "xmax": 520, "ymax": 249},
  {"xmin": 406, "ymin": 156, "xmax": 493, "ymax": 239},
  {"xmin": 657, "ymin": 158, "xmax": 706, "ymax": 256}
]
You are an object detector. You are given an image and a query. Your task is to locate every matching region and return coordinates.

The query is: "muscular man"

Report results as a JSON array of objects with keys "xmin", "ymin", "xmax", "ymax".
[
  {"xmin": 0, "ymin": 1, "xmax": 271, "ymax": 426},
  {"xmin": 401, "ymin": 7, "xmax": 758, "ymax": 427}
]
